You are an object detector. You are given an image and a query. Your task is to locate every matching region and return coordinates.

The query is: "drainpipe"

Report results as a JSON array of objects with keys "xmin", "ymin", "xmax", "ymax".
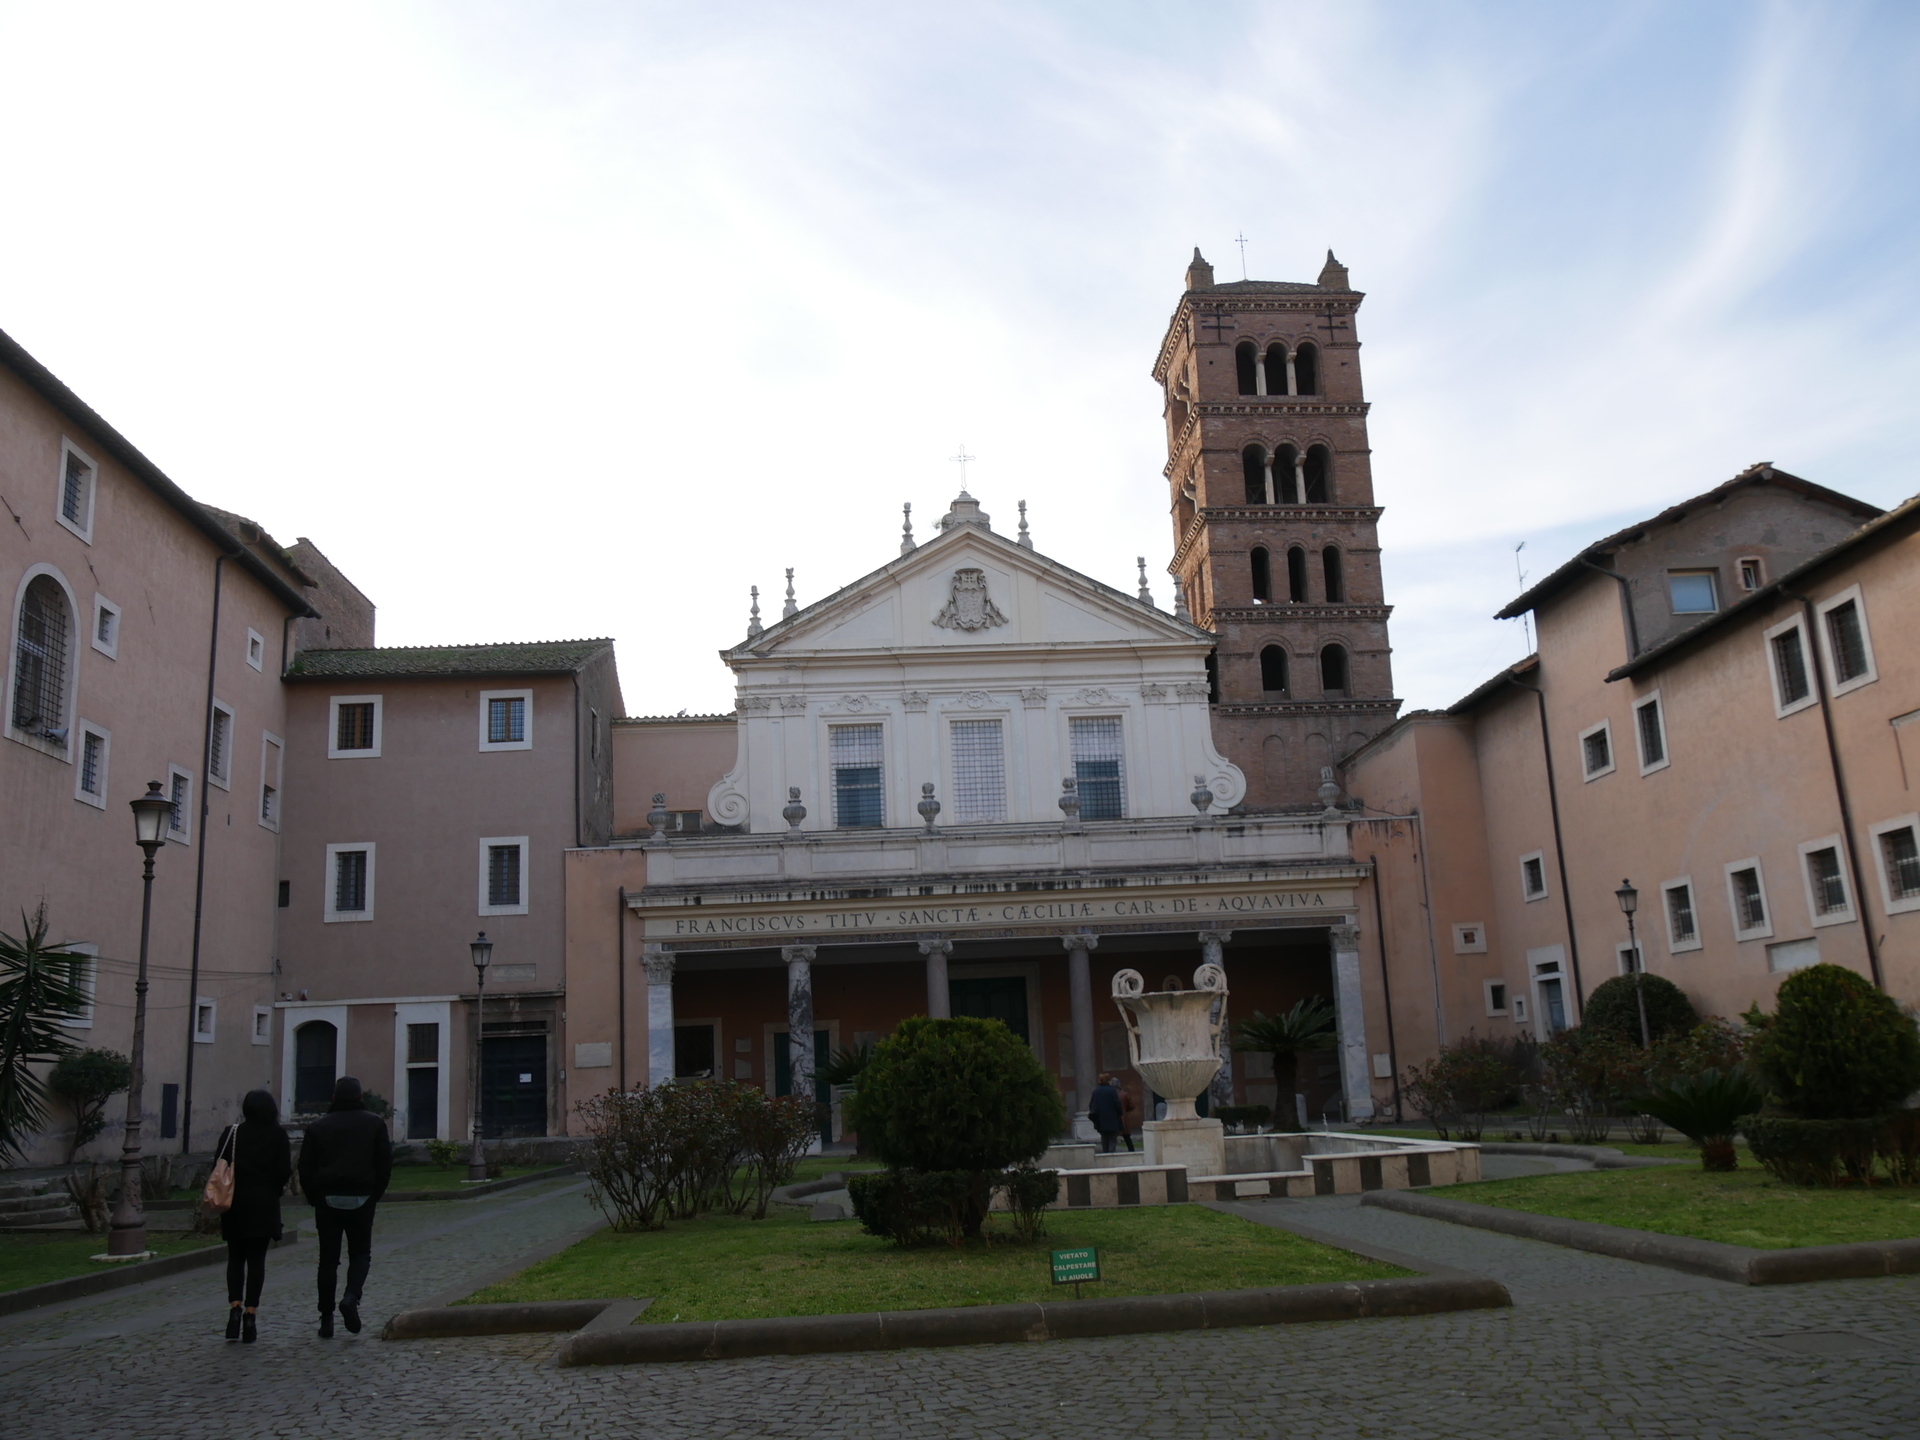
[
  {"xmin": 1409, "ymin": 811, "xmax": 1447, "ymax": 1048},
  {"xmin": 617, "ymin": 885, "xmax": 628, "ymax": 1091},
  {"xmin": 1787, "ymin": 592, "xmax": 1885, "ymax": 990},
  {"xmin": 1579, "ymin": 557, "xmax": 1641, "ymax": 659},
  {"xmin": 1505, "ymin": 672, "xmax": 1587, "ymax": 1014},
  {"xmin": 1365, "ymin": 834, "xmax": 1403, "ymax": 1119},
  {"xmin": 180, "ymin": 553, "xmax": 225, "ymax": 1154}
]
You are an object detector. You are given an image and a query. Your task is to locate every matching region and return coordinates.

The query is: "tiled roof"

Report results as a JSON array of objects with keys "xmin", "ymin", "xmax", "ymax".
[
  {"xmin": 615, "ymin": 712, "xmax": 734, "ymax": 724},
  {"xmin": 286, "ymin": 638, "xmax": 613, "ymax": 679},
  {"xmin": 1202, "ymin": 280, "xmax": 1325, "ymax": 294}
]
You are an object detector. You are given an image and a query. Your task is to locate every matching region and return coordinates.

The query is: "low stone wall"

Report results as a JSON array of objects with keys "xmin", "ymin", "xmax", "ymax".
[{"xmin": 1036, "ymin": 1131, "xmax": 1477, "ymax": 1207}]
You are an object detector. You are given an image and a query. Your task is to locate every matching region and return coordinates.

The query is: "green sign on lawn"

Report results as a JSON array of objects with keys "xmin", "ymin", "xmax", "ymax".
[{"xmin": 1051, "ymin": 1247, "xmax": 1100, "ymax": 1286}]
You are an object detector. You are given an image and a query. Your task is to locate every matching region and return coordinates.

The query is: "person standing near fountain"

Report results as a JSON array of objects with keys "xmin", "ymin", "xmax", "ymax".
[{"xmin": 1087, "ymin": 1074, "xmax": 1134, "ymax": 1154}]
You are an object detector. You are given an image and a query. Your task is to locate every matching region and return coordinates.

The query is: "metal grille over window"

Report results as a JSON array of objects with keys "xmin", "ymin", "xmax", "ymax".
[
  {"xmin": 1732, "ymin": 868, "xmax": 1766, "ymax": 928},
  {"xmin": 1806, "ymin": 847, "xmax": 1848, "ymax": 914},
  {"xmin": 1069, "ymin": 716, "xmax": 1125, "ymax": 820},
  {"xmin": 336, "ymin": 702, "xmax": 375, "ymax": 750},
  {"xmin": 1665, "ymin": 884, "xmax": 1696, "ymax": 944},
  {"xmin": 12, "ymin": 576, "xmax": 70, "ymax": 736},
  {"xmin": 1882, "ymin": 827, "xmax": 1920, "ymax": 899},
  {"xmin": 61, "ymin": 452, "xmax": 89, "ymax": 524},
  {"xmin": 489, "ymin": 696, "xmax": 526, "ymax": 744},
  {"xmin": 1825, "ymin": 601, "xmax": 1869, "ymax": 682},
  {"xmin": 1582, "ymin": 728, "xmax": 1611, "ymax": 775},
  {"xmin": 1771, "ymin": 629, "xmax": 1810, "ymax": 706},
  {"xmin": 950, "ymin": 720, "xmax": 1006, "ymax": 823},
  {"xmin": 80, "ymin": 732, "xmax": 104, "ymax": 795},
  {"xmin": 408, "ymin": 1022, "xmax": 439, "ymax": 1064},
  {"xmin": 1523, "ymin": 857, "xmax": 1546, "ymax": 897},
  {"xmin": 169, "ymin": 773, "xmax": 190, "ymax": 836},
  {"xmin": 335, "ymin": 850, "xmax": 368, "ymax": 911},
  {"xmin": 1636, "ymin": 701, "xmax": 1664, "ymax": 766},
  {"xmin": 831, "ymin": 723, "xmax": 885, "ymax": 828},
  {"xmin": 488, "ymin": 844, "xmax": 522, "ymax": 908},
  {"xmin": 210, "ymin": 708, "xmax": 230, "ymax": 782}
]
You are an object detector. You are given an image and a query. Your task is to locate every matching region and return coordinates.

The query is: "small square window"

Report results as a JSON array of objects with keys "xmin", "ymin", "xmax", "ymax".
[
  {"xmin": 74, "ymin": 722, "xmax": 109, "ymax": 808},
  {"xmin": 328, "ymin": 695, "xmax": 382, "ymax": 758},
  {"xmin": 1520, "ymin": 852, "xmax": 1548, "ymax": 901},
  {"xmin": 1578, "ymin": 721, "xmax": 1614, "ymax": 780},
  {"xmin": 1738, "ymin": 558, "xmax": 1764, "ymax": 591},
  {"xmin": 1668, "ymin": 571, "xmax": 1719, "ymax": 615},
  {"xmin": 245, "ymin": 628, "xmax": 265, "ymax": 672},
  {"xmin": 1869, "ymin": 816, "xmax": 1920, "ymax": 915},
  {"xmin": 91, "ymin": 596, "xmax": 120, "ymax": 659},
  {"xmin": 479, "ymin": 689, "xmax": 533, "ymax": 751},
  {"xmin": 1484, "ymin": 981, "xmax": 1508, "ymax": 1017},
  {"xmin": 479, "ymin": 836, "xmax": 530, "ymax": 916},
  {"xmin": 55, "ymin": 441, "xmax": 97, "ymax": 542},
  {"xmin": 1510, "ymin": 994, "xmax": 1528, "ymax": 1025},
  {"xmin": 252, "ymin": 1006, "xmax": 272, "ymax": 1046},
  {"xmin": 1616, "ymin": 942, "xmax": 1644, "ymax": 975},
  {"xmin": 193, "ymin": 997, "xmax": 217, "ymax": 1042},
  {"xmin": 1452, "ymin": 922, "xmax": 1487, "ymax": 954}
]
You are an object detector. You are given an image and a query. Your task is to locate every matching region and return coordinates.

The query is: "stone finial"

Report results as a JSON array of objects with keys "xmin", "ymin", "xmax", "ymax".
[
  {"xmin": 647, "ymin": 792, "xmax": 670, "ymax": 840},
  {"xmin": 1058, "ymin": 776, "xmax": 1081, "ymax": 824},
  {"xmin": 782, "ymin": 786, "xmax": 807, "ymax": 833},
  {"xmin": 901, "ymin": 503, "xmax": 915, "ymax": 556},
  {"xmin": 917, "ymin": 781, "xmax": 941, "ymax": 833},
  {"xmin": 1136, "ymin": 557, "xmax": 1153, "ymax": 607},
  {"xmin": 1318, "ymin": 765, "xmax": 1344, "ymax": 818},
  {"xmin": 746, "ymin": 586, "xmax": 763, "ymax": 639},
  {"xmin": 1185, "ymin": 247, "xmax": 1214, "ymax": 291},
  {"xmin": 1173, "ymin": 584, "xmax": 1192, "ymax": 622},
  {"xmin": 1190, "ymin": 774, "xmax": 1215, "ymax": 817},
  {"xmin": 783, "ymin": 568, "xmax": 798, "ymax": 618},
  {"xmin": 1017, "ymin": 500, "xmax": 1032, "ymax": 549}
]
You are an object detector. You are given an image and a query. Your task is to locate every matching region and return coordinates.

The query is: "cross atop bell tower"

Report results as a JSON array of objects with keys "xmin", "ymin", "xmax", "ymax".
[{"xmin": 1151, "ymin": 249, "xmax": 1400, "ymax": 808}]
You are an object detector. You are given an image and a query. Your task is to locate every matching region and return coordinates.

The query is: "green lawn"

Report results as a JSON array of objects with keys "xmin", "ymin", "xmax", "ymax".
[
  {"xmin": 0, "ymin": 1232, "xmax": 223, "ymax": 1293},
  {"xmin": 462, "ymin": 1204, "xmax": 1407, "ymax": 1322},
  {"xmin": 389, "ymin": 1163, "xmax": 563, "ymax": 1187},
  {"xmin": 1446, "ymin": 1165, "xmax": 1920, "ymax": 1249},
  {"xmin": 1364, "ymin": 1125, "xmax": 1711, "ymax": 1159}
]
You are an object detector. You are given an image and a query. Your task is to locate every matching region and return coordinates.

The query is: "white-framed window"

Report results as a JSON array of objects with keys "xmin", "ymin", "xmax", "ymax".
[
  {"xmin": 1667, "ymin": 569, "xmax": 1719, "ymax": 615},
  {"xmin": 252, "ymin": 1005, "xmax": 272, "ymax": 1046},
  {"xmin": 193, "ymin": 996, "xmax": 217, "ymax": 1044},
  {"xmin": 55, "ymin": 439, "xmax": 97, "ymax": 543},
  {"xmin": 830, "ymin": 722, "xmax": 885, "ymax": 827},
  {"xmin": 1764, "ymin": 614, "xmax": 1817, "ymax": 718},
  {"xmin": 207, "ymin": 699, "xmax": 234, "ymax": 789},
  {"xmin": 259, "ymin": 732, "xmax": 283, "ymax": 831},
  {"xmin": 949, "ymin": 718, "xmax": 1007, "ymax": 823},
  {"xmin": 327, "ymin": 694, "xmax": 382, "ymax": 759},
  {"xmin": 1633, "ymin": 692, "xmax": 1669, "ymax": 774},
  {"xmin": 1797, "ymin": 836, "xmax": 1855, "ymax": 927},
  {"xmin": 74, "ymin": 719, "xmax": 109, "ymax": 808},
  {"xmin": 1814, "ymin": 585, "xmax": 1877, "ymax": 696},
  {"xmin": 1069, "ymin": 715, "xmax": 1127, "ymax": 820},
  {"xmin": 1452, "ymin": 922, "xmax": 1487, "ymax": 954},
  {"xmin": 91, "ymin": 596, "xmax": 120, "ymax": 659},
  {"xmin": 324, "ymin": 842, "xmax": 375, "ymax": 922},
  {"xmin": 8, "ymin": 565, "xmax": 78, "ymax": 756},
  {"xmin": 1767, "ymin": 937, "xmax": 1820, "ymax": 973},
  {"xmin": 479, "ymin": 688, "xmax": 533, "ymax": 751},
  {"xmin": 1725, "ymin": 859, "xmax": 1771, "ymax": 941},
  {"xmin": 1662, "ymin": 878, "xmax": 1702, "ymax": 953},
  {"xmin": 58, "ymin": 944, "xmax": 97, "ymax": 1028},
  {"xmin": 166, "ymin": 764, "xmax": 194, "ymax": 844},
  {"xmin": 1519, "ymin": 851, "xmax": 1548, "ymax": 901},
  {"xmin": 1510, "ymin": 992, "xmax": 1529, "ymax": 1025},
  {"xmin": 1578, "ymin": 719, "xmax": 1614, "ymax": 781},
  {"xmin": 1737, "ymin": 557, "xmax": 1765, "ymax": 592},
  {"xmin": 245, "ymin": 628, "xmax": 265, "ymax": 672},
  {"xmin": 479, "ymin": 835, "xmax": 530, "ymax": 916},
  {"xmin": 1483, "ymin": 980, "xmax": 1509, "ymax": 1017},
  {"xmin": 1615, "ymin": 941, "xmax": 1644, "ymax": 975},
  {"xmin": 1867, "ymin": 813, "xmax": 1920, "ymax": 916}
]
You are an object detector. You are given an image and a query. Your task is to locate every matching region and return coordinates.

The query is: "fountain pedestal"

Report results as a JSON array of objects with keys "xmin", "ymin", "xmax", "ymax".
[
  {"xmin": 1112, "ymin": 962, "xmax": 1231, "ymax": 1180},
  {"xmin": 1142, "ymin": 1115, "xmax": 1226, "ymax": 1177}
]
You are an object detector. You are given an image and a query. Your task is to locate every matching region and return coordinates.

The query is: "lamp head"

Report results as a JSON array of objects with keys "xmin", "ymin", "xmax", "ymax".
[
  {"xmin": 130, "ymin": 780, "xmax": 174, "ymax": 851},
  {"xmin": 470, "ymin": 931, "xmax": 493, "ymax": 972},
  {"xmin": 1615, "ymin": 879, "xmax": 1639, "ymax": 916}
]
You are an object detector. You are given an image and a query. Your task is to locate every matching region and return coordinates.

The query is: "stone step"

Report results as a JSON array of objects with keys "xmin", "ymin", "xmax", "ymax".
[
  {"xmin": 0, "ymin": 1179, "xmax": 51, "ymax": 1200},
  {"xmin": 0, "ymin": 1192, "xmax": 74, "ymax": 1217},
  {"xmin": 0, "ymin": 1202, "xmax": 80, "ymax": 1228}
]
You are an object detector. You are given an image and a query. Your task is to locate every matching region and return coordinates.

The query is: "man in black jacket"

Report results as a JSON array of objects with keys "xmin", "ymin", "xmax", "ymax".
[{"xmin": 297, "ymin": 1075, "xmax": 392, "ymax": 1337}]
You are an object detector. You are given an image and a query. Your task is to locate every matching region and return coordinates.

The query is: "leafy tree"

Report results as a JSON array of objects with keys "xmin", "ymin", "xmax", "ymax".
[
  {"xmin": 1749, "ymin": 963, "xmax": 1920, "ymax": 1118},
  {"xmin": 0, "ymin": 908, "xmax": 94, "ymax": 1163},
  {"xmin": 818, "ymin": 1042, "xmax": 873, "ymax": 1088},
  {"xmin": 1581, "ymin": 974, "xmax": 1699, "ymax": 1046},
  {"xmin": 1636, "ymin": 1068, "xmax": 1765, "ymax": 1171},
  {"xmin": 1232, "ymin": 997, "xmax": 1338, "ymax": 1110},
  {"xmin": 48, "ymin": 1048, "xmax": 131, "ymax": 1161}
]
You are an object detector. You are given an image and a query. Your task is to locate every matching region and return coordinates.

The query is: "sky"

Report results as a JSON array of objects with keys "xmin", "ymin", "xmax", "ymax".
[{"xmin": 2, "ymin": 1, "xmax": 1917, "ymax": 717}]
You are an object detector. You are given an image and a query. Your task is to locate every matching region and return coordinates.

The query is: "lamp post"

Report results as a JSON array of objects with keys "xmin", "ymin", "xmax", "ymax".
[
  {"xmin": 1615, "ymin": 879, "xmax": 1652, "ymax": 1049},
  {"xmin": 107, "ymin": 782, "xmax": 176, "ymax": 1257},
  {"xmin": 467, "ymin": 932, "xmax": 493, "ymax": 1182}
]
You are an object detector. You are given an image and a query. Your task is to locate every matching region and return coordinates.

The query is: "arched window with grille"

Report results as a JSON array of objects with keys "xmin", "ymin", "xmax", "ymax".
[
  {"xmin": 1294, "ymin": 341, "xmax": 1319, "ymax": 395},
  {"xmin": 1241, "ymin": 445, "xmax": 1269, "ymax": 504},
  {"xmin": 1304, "ymin": 444, "xmax": 1331, "ymax": 503},
  {"xmin": 1235, "ymin": 341, "xmax": 1259, "ymax": 395},
  {"xmin": 1250, "ymin": 546, "xmax": 1272, "ymax": 602},
  {"xmin": 11, "ymin": 574, "xmax": 73, "ymax": 743},
  {"xmin": 1320, "ymin": 643, "xmax": 1350, "ymax": 695},
  {"xmin": 1322, "ymin": 546, "xmax": 1345, "ymax": 602},
  {"xmin": 1260, "ymin": 645, "xmax": 1289, "ymax": 693},
  {"xmin": 1287, "ymin": 546, "xmax": 1308, "ymax": 603}
]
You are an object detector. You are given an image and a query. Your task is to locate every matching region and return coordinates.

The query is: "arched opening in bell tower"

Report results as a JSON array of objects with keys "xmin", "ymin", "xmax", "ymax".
[
  {"xmin": 1286, "ymin": 546, "xmax": 1308, "ymax": 603},
  {"xmin": 1235, "ymin": 342, "xmax": 1259, "ymax": 395},
  {"xmin": 1242, "ymin": 445, "xmax": 1269, "ymax": 504},
  {"xmin": 1322, "ymin": 546, "xmax": 1345, "ymax": 602},
  {"xmin": 1260, "ymin": 645, "xmax": 1289, "ymax": 693},
  {"xmin": 1250, "ymin": 546, "xmax": 1272, "ymax": 602},
  {"xmin": 1294, "ymin": 341, "xmax": 1320, "ymax": 395},
  {"xmin": 1304, "ymin": 445, "xmax": 1331, "ymax": 503}
]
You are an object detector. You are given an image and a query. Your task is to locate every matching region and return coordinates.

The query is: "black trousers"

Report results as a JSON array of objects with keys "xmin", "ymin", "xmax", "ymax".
[
  {"xmin": 313, "ymin": 1201, "xmax": 377, "ymax": 1313},
  {"xmin": 1097, "ymin": 1128, "xmax": 1135, "ymax": 1153},
  {"xmin": 225, "ymin": 1237, "xmax": 270, "ymax": 1307}
]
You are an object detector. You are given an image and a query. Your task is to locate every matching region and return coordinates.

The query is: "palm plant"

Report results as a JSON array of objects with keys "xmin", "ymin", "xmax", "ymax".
[
  {"xmin": 1232, "ymin": 997, "xmax": 1338, "ymax": 1123},
  {"xmin": 1635, "ymin": 1068, "xmax": 1766, "ymax": 1171},
  {"xmin": 0, "ymin": 907, "xmax": 95, "ymax": 1162}
]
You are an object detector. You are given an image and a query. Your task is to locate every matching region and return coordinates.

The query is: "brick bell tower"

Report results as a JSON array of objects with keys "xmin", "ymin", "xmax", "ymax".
[{"xmin": 1154, "ymin": 247, "xmax": 1401, "ymax": 809}]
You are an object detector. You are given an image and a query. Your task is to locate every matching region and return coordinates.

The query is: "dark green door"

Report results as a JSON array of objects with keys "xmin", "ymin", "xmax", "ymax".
[
  {"xmin": 774, "ymin": 1029, "xmax": 831, "ymax": 1142},
  {"xmin": 949, "ymin": 976, "xmax": 1029, "ymax": 1043},
  {"xmin": 481, "ymin": 1033, "xmax": 547, "ymax": 1137}
]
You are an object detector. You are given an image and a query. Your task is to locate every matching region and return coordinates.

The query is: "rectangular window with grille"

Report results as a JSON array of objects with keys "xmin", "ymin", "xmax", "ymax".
[
  {"xmin": 1070, "ymin": 716, "xmax": 1125, "ymax": 820},
  {"xmin": 62, "ymin": 451, "xmax": 89, "ymax": 523},
  {"xmin": 80, "ymin": 731, "xmax": 104, "ymax": 796},
  {"xmin": 1580, "ymin": 723, "xmax": 1612, "ymax": 778},
  {"xmin": 1730, "ymin": 866, "xmax": 1767, "ymax": 932},
  {"xmin": 1824, "ymin": 600, "xmax": 1870, "ymax": 683},
  {"xmin": 1880, "ymin": 825, "xmax": 1920, "ymax": 901},
  {"xmin": 1635, "ymin": 697, "xmax": 1665, "ymax": 769},
  {"xmin": 488, "ymin": 844, "xmax": 522, "ymax": 907},
  {"xmin": 950, "ymin": 720, "xmax": 1006, "ymax": 823},
  {"xmin": 209, "ymin": 704, "xmax": 231, "ymax": 785},
  {"xmin": 1664, "ymin": 882, "xmax": 1697, "ymax": 945},
  {"xmin": 1804, "ymin": 845, "xmax": 1849, "ymax": 916},
  {"xmin": 1521, "ymin": 855, "xmax": 1547, "ymax": 899},
  {"xmin": 168, "ymin": 770, "xmax": 191, "ymax": 839},
  {"xmin": 260, "ymin": 735, "xmax": 282, "ymax": 830},
  {"xmin": 334, "ymin": 850, "xmax": 368, "ymax": 912},
  {"xmin": 1771, "ymin": 627, "xmax": 1811, "ymax": 709},
  {"xmin": 408, "ymin": 1022, "xmax": 440, "ymax": 1064},
  {"xmin": 336, "ymin": 702, "xmax": 375, "ymax": 750},
  {"xmin": 489, "ymin": 696, "xmax": 525, "ymax": 745},
  {"xmin": 831, "ymin": 723, "xmax": 885, "ymax": 827}
]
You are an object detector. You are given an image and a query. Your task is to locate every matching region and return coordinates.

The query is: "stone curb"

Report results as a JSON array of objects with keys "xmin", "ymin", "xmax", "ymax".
[
  {"xmin": 0, "ymin": 1232, "xmax": 299, "ymax": 1318},
  {"xmin": 1474, "ymin": 1143, "xmax": 1683, "ymax": 1170},
  {"xmin": 550, "ymin": 1274, "xmax": 1511, "ymax": 1366},
  {"xmin": 1361, "ymin": 1189, "xmax": 1920, "ymax": 1284},
  {"xmin": 384, "ymin": 1298, "xmax": 622, "ymax": 1338},
  {"xmin": 379, "ymin": 1164, "xmax": 580, "ymax": 1203}
]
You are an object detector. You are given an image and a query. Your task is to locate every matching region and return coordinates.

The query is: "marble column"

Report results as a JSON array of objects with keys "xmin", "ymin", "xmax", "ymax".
[
  {"xmin": 1285, "ymin": 350, "xmax": 1299, "ymax": 396},
  {"xmin": 783, "ymin": 943, "xmax": 817, "ymax": 1113},
  {"xmin": 1329, "ymin": 922, "xmax": 1374, "ymax": 1121},
  {"xmin": 643, "ymin": 945, "xmax": 675, "ymax": 1088},
  {"xmin": 918, "ymin": 936, "xmax": 952, "ymax": 1019},
  {"xmin": 1199, "ymin": 930, "xmax": 1234, "ymax": 1110},
  {"xmin": 1261, "ymin": 458, "xmax": 1277, "ymax": 506},
  {"xmin": 1061, "ymin": 931, "xmax": 1099, "ymax": 1140}
]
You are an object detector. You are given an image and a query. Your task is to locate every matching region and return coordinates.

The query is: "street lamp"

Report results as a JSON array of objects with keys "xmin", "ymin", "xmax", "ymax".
[
  {"xmin": 107, "ymin": 782, "xmax": 176, "ymax": 1257},
  {"xmin": 467, "ymin": 932, "xmax": 493, "ymax": 1183},
  {"xmin": 1615, "ymin": 879, "xmax": 1653, "ymax": 1049}
]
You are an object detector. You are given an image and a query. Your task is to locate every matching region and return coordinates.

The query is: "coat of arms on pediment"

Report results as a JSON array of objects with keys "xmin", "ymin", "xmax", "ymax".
[{"xmin": 932, "ymin": 568, "xmax": 1009, "ymax": 632}]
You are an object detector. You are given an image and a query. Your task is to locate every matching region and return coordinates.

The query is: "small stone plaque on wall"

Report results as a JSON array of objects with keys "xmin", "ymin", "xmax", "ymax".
[{"xmin": 573, "ymin": 1042, "xmax": 613, "ymax": 1069}]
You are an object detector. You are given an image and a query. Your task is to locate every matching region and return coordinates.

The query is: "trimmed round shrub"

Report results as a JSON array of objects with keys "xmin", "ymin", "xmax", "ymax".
[
  {"xmin": 847, "ymin": 1016, "xmax": 1063, "ymax": 1173},
  {"xmin": 1750, "ymin": 963, "xmax": 1920, "ymax": 1118},
  {"xmin": 1580, "ymin": 974, "xmax": 1699, "ymax": 1045}
]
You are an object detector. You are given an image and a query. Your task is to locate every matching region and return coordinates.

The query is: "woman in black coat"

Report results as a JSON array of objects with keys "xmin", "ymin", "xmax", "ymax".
[{"xmin": 217, "ymin": 1089, "xmax": 293, "ymax": 1343}]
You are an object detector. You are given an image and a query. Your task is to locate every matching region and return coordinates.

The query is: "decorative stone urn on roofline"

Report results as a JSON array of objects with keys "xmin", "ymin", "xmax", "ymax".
[{"xmin": 1111, "ymin": 964, "xmax": 1229, "ymax": 1178}]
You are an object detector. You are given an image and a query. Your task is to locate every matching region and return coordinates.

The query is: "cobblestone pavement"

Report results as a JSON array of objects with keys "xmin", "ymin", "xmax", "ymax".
[{"xmin": 2, "ymin": 1180, "xmax": 1916, "ymax": 1439}]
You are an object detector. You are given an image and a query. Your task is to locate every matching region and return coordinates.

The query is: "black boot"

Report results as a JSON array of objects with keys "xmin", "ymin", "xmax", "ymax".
[
  {"xmin": 225, "ymin": 1306, "xmax": 243, "ymax": 1342},
  {"xmin": 242, "ymin": 1312, "xmax": 257, "ymax": 1344},
  {"xmin": 339, "ymin": 1299, "xmax": 361, "ymax": 1334},
  {"xmin": 318, "ymin": 1310, "xmax": 334, "ymax": 1338}
]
